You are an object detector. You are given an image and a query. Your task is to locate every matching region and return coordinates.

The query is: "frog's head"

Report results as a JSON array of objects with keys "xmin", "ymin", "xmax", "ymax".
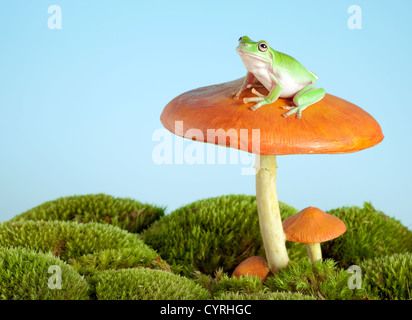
[{"xmin": 236, "ymin": 36, "xmax": 272, "ymax": 63}]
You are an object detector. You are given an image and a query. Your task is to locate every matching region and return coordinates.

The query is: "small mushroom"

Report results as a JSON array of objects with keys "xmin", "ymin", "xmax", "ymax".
[
  {"xmin": 282, "ymin": 207, "xmax": 346, "ymax": 263},
  {"xmin": 231, "ymin": 256, "xmax": 269, "ymax": 281}
]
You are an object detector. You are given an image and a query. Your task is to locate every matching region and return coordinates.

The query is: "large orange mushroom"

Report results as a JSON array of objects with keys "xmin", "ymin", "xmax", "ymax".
[
  {"xmin": 160, "ymin": 77, "xmax": 383, "ymax": 273},
  {"xmin": 282, "ymin": 207, "xmax": 347, "ymax": 263}
]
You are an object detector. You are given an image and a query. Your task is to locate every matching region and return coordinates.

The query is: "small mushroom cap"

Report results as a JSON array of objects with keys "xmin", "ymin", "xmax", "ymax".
[
  {"xmin": 231, "ymin": 256, "xmax": 269, "ymax": 281},
  {"xmin": 161, "ymin": 78, "xmax": 383, "ymax": 155},
  {"xmin": 282, "ymin": 207, "xmax": 346, "ymax": 243}
]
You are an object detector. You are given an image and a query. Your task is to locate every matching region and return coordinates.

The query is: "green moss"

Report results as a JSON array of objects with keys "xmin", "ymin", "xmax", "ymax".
[
  {"xmin": 192, "ymin": 269, "xmax": 316, "ymax": 300},
  {"xmin": 360, "ymin": 253, "xmax": 412, "ymax": 300},
  {"xmin": 0, "ymin": 247, "xmax": 90, "ymax": 300},
  {"xmin": 69, "ymin": 247, "xmax": 170, "ymax": 277},
  {"xmin": 142, "ymin": 194, "xmax": 305, "ymax": 276},
  {"xmin": 11, "ymin": 193, "xmax": 164, "ymax": 233},
  {"xmin": 213, "ymin": 274, "xmax": 267, "ymax": 296},
  {"xmin": 5, "ymin": 194, "xmax": 409, "ymax": 301},
  {"xmin": 0, "ymin": 221, "xmax": 162, "ymax": 273},
  {"xmin": 323, "ymin": 203, "xmax": 412, "ymax": 268},
  {"xmin": 265, "ymin": 258, "xmax": 369, "ymax": 300},
  {"xmin": 91, "ymin": 268, "xmax": 211, "ymax": 300},
  {"xmin": 215, "ymin": 291, "xmax": 316, "ymax": 300}
]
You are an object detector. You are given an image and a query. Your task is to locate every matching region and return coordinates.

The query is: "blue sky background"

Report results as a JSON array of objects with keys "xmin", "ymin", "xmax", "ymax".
[{"xmin": 0, "ymin": 0, "xmax": 411, "ymax": 229}]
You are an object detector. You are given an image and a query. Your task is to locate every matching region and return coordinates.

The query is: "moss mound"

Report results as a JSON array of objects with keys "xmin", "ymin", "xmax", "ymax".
[
  {"xmin": 0, "ymin": 247, "xmax": 89, "ymax": 300},
  {"xmin": 265, "ymin": 258, "xmax": 369, "ymax": 300},
  {"xmin": 142, "ymin": 194, "xmax": 305, "ymax": 276},
  {"xmin": 69, "ymin": 247, "xmax": 170, "ymax": 277},
  {"xmin": 215, "ymin": 291, "xmax": 316, "ymax": 300},
  {"xmin": 213, "ymin": 273, "xmax": 267, "ymax": 296},
  {"xmin": 192, "ymin": 268, "xmax": 268, "ymax": 298},
  {"xmin": 3, "ymin": 193, "xmax": 409, "ymax": 300},
  {"xmin": 12, "ymin": 193, "xmax": 164, "ymax": 233},
  {"xmin": 0, "ymin": 221, "xmax": 163, "ymax": 273},
  {"xmin": 91, "ymin": 268, "xmax": 211, "ymax": 300},
  {"xmin": 323, "ymin": 202, "xmax": 412, "ymax": 268},
  {"xmin": 360, "ymin": 252, "xmax": 412, "ymax": 300}
]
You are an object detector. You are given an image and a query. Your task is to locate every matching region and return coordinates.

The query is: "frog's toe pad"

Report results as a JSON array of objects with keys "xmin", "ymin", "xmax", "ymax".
[
  {"xmin": 282, "ymin": 106, "xmax": 300, "ymax": 118},
  {"xmin": 251, "ymin": 88, "xmax": 265, "ymax": 98}
]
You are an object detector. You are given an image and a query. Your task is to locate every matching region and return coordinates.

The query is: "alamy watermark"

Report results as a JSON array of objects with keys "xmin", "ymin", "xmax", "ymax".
[
  {"xmin": 347, "ymin": 265, "xmax": 362, "ymax": 289},
  {"xmin": 348, "ymin": 5, "xmax": 362, "ymax": 30},
  {"xmin": 48, "ymin": 5, "xmax": 62, "ymax": 29},
  {"xmin": 47, "ymin": 265, "xmax": 62, "ymax": 289},
  {"xmin": 152, "ymin": 121, "xmax": 261, "ymax": 175}
]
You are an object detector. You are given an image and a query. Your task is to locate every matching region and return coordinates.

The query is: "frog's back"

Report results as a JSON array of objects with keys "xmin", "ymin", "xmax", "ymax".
[{"xmin": 274, "ymin": 50, "xmax": 318, "ymax": 81}]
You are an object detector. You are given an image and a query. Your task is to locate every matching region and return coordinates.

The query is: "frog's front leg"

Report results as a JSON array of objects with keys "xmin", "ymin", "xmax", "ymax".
[
  {"xmin": 282, "ymin": 83, "xmax": 325, "ymax": 119},
  {"xmin": 243, "ymin": 96, "xmax": 269, "ymax": 111},
  {"xmin": 245, "ymin": 74, "xmax": 283, "ymax": 111},
  {"xmin": 233, "ymin": 72, "xmax": 261, "ymax": 100},
  {"xmin": 244, "ymin": 86, "xmax": 271, "ymax": 111}
]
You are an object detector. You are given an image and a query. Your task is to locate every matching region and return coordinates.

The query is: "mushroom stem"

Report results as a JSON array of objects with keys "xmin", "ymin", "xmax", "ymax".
[
  {"xmin": 255, "ymin": 154, "xmax": 289, "ymax": 272},
  {"xmin": 306, "ymin": 243, "xmax": 322, "ymax": 263}
]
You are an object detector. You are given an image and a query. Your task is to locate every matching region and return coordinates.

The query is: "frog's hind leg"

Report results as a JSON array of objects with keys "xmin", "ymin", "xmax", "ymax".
[{"xmin": 282, "ymin": 83, "xmax": 325, "ymax": 119}]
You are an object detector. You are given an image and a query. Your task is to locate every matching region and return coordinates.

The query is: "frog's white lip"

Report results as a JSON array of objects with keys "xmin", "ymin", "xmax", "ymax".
[{"xmin": 236, "ymin": 49, "xmax": 270, "ymax": 62}]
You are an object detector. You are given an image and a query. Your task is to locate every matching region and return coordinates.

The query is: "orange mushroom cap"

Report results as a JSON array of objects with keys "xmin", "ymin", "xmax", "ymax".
[
  {"xmin": 231, "ymin": 256, "xmax": 269, "ymax": 281},
  {"xmin": 161, "ymin": 78, "xmax": 384, "ymax": 155},
  {"xmin": 282, "ymin": 207, "xmax": 346, "ymax": 243}
]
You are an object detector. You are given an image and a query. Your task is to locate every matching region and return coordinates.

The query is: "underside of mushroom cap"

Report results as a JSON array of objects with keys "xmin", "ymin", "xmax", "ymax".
[
  {"xmin": 161, "ymin": 78, "xmax": 384, "ymax": 155},
  {"xmin": 282, "ymin": 206, "xmax": 347, "ymax": 243}
]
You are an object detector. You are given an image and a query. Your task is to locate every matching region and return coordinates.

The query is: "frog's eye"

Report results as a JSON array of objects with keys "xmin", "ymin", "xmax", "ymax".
[
  {"xmin": 238, "ymin": 36, "xmax": 243, "ymax": 43},
  {"xmin": 258, "ymin": 42, "xmax": 268, "ymax": 52}
]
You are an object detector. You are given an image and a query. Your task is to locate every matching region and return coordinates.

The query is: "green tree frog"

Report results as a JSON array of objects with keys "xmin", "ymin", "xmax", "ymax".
[{"xmin": 233, "ymin": 36, "xmax": 325, "ymax": 119}]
